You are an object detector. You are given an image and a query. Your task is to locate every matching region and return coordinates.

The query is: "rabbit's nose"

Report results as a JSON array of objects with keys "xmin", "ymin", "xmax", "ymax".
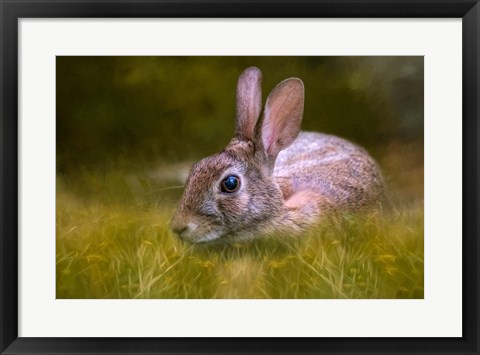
[{"xmin": 171, "ymin": 221, "xmax": 188, "ymax": 236}]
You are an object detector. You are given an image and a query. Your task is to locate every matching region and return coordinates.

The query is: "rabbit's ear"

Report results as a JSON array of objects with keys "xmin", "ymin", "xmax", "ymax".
[
  {"xmin": 235, "ymin": 67, "xmax": 263, "ymax": 141},
  {"xmin": 260, "ymin": 78, "xmax": 304, "ymax": 160}
]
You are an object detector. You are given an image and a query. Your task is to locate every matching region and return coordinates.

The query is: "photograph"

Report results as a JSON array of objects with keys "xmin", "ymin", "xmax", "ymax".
[
  {"xmin": 56, "ymin": 56, "xmax": 424, "ymax": 299},
  {"xmin": 2, "ymin": 0, "xmax": 478, "ymax": 352}
]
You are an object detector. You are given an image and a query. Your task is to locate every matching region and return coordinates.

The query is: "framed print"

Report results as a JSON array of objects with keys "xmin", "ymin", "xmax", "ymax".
[{"xmin": 1, "ymin": 1, "xmax": 479, "ymax": 354}]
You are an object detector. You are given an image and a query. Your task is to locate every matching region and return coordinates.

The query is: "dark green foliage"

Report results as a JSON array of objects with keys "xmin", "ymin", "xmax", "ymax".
[{"xmin": 57, "ymin": 56, "xmax": 423, "ymax": 172}]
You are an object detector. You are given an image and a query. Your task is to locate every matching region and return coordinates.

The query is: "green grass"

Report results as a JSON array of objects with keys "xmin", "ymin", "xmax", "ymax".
[{"xmin": 56, "ymin": 171, "xmax": 423, "ymax": 299}]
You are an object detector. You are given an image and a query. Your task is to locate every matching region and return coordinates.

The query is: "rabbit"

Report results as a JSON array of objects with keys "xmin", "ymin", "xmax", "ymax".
[{"xmin": 170, "ymin": 67, "xmax": 385, "ymax": 244}]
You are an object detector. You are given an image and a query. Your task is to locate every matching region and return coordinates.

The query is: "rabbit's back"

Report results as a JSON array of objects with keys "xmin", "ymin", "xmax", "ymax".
[{"xmin": 274, "ymin": 132, "xmax": 384, "ymax": 210}]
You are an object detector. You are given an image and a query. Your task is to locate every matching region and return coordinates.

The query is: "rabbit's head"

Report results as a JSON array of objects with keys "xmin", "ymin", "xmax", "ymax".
[{"xmin": 171, "ymin": 67, "xmax": 304, "ymax": 243}]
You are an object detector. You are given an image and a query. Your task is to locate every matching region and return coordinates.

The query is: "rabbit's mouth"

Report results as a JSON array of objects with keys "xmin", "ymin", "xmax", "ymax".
[
  {"xmin": 176, "ymin": 226, "xmax": 225, "ymax": 244},
  {"xmin": 193, "ymin": 231, "xmax": 223, "ymax": 244}
]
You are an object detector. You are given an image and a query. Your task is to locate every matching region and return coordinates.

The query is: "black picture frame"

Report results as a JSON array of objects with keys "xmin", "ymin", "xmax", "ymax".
[{"xmin": 1, "ymin": 1, "xmax": 478, "ymax": 354}]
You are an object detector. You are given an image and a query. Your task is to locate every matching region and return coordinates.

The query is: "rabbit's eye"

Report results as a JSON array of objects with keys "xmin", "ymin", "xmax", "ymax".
[{"xmin": 221, "ymin": 175, "xmax": 240, "ymax": 193}]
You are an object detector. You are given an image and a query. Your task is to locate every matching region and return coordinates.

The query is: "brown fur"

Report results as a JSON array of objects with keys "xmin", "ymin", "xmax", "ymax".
[{"xmin": 170, "ymin": 67, "xmax": 385, "ymax": 244}]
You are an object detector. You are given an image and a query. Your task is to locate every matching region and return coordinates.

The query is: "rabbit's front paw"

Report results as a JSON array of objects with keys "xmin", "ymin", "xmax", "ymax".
[{"xmin": 285, "ymin": 191, "xmax": 332, "ymax": 222}]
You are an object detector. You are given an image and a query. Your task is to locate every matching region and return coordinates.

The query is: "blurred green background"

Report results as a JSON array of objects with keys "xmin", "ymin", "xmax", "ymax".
[
  {"xmin": 56, "ymin": 57, "xmax": 424, "ymax": 299},
  {"xmin": 57, "ymin": 57, "xmax": 423, "ymax": 170}
]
